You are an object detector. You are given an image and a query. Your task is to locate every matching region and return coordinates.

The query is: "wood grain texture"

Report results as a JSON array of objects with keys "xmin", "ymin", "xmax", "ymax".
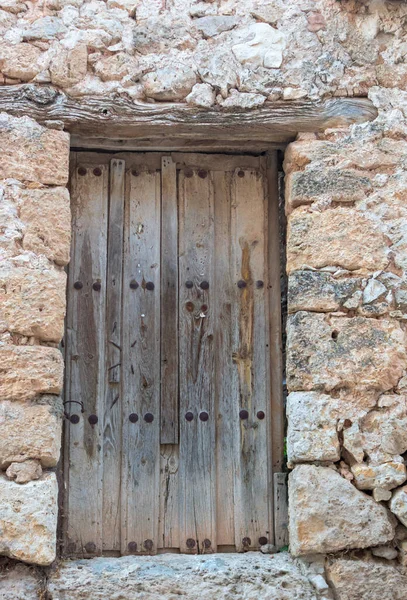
[
  {"xmin": 121, "ymin": 168, "xmax": 161, "ymax": 555},
  {"xmin": 274, "ymin": 472, "xmax": 289, "ymax": 549},
  {"xmin": 64, "ymin": 155, "xmax": 108, "ymax": 556},
  {"xmin": 158, "ymin": 444, "xmax": 180, "ymax": 549},
  {"xmin": 1, "ymin": 85, "xmax": 377, "ymax": 141}
]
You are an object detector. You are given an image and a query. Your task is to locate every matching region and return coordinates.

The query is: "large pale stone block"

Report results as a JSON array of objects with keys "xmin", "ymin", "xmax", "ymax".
[
  {"xmin": 0, "ymin": 113, "xmax": 69, "ymax": 185},
  {"xmin": 142, "ymin": 65, "xmax": 197, "ymax": 101},
  {"xmin": 0, "ymin": 399, "xmax": 62, "ymax": 468},
  {"xmin": 289, "ymin": 465, "xmax": 396, "ymax": 556},
  {"xmin": 0, "ymin": 345, "xmax": 63, "ymax": 401},
  {"xmin": 326, "ymin": 557, "xmax": 407, "ymax": 600},
  {"xmin": 287, "ymin": 312, "xmax": 406, "ymax": 393},
  {"xmin": 288, "ymin": 271, "xmax": 361, "ymax": 313},
  {"xmin": 0, "ymin": 258, "xmax": 66, "ymax": 341},
  {"xmin": 0, "ymin": 562, "xmax": 42, "ymax": 600},
  {"xmin": 0, "ymin": 42, "xmax": 42, "ymax": 81},
  {"xmin": 389, "ymin": 485, "xmax": 407, "ymax": 527},
  {"xmin": 287, "ymin": 207, "xmax": 388, "ymax": 273},
  {"xmin": 0, "ymin": 473, "xmax": 58, "ymax": 565},
  {"xmin": 50, "ymin": 43, "xmax": 88, "ymax": 88}
]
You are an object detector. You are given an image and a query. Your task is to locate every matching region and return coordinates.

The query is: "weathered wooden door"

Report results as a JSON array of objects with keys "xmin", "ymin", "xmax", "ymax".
[{"xmin": 64, "ymin": 152, "xmax": 283, "ymax": 557}]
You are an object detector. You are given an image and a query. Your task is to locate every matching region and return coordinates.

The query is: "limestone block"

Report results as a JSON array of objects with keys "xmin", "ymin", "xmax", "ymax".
[
  {"xmin": 0, "ymin": 257, "xmax": 66, "ymax": 341},
  {"xmin": 0, "ymin": 42, "xmax": 42, "ymax": 80},
  {"xmin": 289, "ymin": 465, "xmax": 396, "ymax": 556},
  {"xmin": 287, "ymin": 392, "xmax": 340, "ymax": 463},
  {"xmin": 0, "ymin": 113, "xmax": 69, "ymax": 185},
  {"xmin": 0, "ymin": 473, "xmax": 58, "ymax": 565},
  {"xmin": 326, "ymin": 557, "xmax": 407, "ymax": 600},
  {"xmin": 50, "ymin": 43, "xmax": 88, "ymax": 87},
  {"xmin": 22, "ymin": 16, "xmax": 67, "ymax": 40},
  {"xmin": 287, "ymin": 312, "xmax": 406, "ymax": 393},
  {"xmin": 232, "ymin": 23, "xmax": 286, "ymax": 69},
  {"xmin": 286, "ymin": 168, "xmax": 371, "ymax": 211},
  {"xmin": 389, "ymin": 486, "xmax": 407, "ymax": 527},
  {"xmin": 218, "ymin": 90, "xmax": 266, "ymax": 109},
  {"xmin": 18, "ymin": 186, "xmax": 71, "ymax": 266},
  {"xmin": 0, "ymin": 345, "xmax": 63, "ymax": 401},
  {"xmin": 250, "ymin": 1, "xmax": 285, "ymax": 25},
  {"xmin": 0, "ymin": 562, "xmax": 42, "ymax": 600},
  {"xmin": 371, "ymin": 546, "xmax": 398, "ymax": 560},
  {"xmin": 359, "ymin": 394, "xmax": 407, "ymax": 463},
  {"xmin": 185, "ymin": 83, "xmax": 215, "ymax": 108},
  {"xmin": 142, "ymin": 64, "xmax": 196, "ymax": 101},
  {"xmin": 0, "ymin": 399, "xmax": 62, "ymax": 468},
  {"xmin": 288, "ymin": 271, "xmax": 361, "ymax": 313},
  {"xmin": 286, "ymin": 207, "xmax": 388, "ymax": 273},
  {"xmin": 133, "ymin": 17, "xmax": 197, "ymax": 55},
  {"xmin": 94, "ymin": 52, "xmax": 139, "ymax": 82},
  {"xmin": 197, "ymin": 52, "xmax": 240, "ymax": 98},
  {"xmin": 351, "ymin": 462, "xmax": 407, "ymax": 492},
  {"xmin": 6, "ymin": 459, "xmax": 42, "ymax": 483},
  {"xmin": 194, "ymin": 16, "xmax": 238, "ymax": 38}
]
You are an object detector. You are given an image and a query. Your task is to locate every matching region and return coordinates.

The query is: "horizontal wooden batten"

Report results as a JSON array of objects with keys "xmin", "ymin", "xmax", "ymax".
[{"xmin": 0, "ymin": 85, "xmax": 377, "ymax": 142}]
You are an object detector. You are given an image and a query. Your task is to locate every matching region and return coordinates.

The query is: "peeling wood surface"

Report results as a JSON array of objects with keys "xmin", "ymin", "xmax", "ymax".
[{"xmin": 1, "ymin": 84, "xmax": 377, "ymax": 141}]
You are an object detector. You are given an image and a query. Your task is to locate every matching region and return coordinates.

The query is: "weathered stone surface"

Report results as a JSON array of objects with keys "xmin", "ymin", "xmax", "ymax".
[
  {"xmin": 218, "ymin": 90, "xmax": 266, "ymax": 109},
  {"xmin": 351, "ymin": 462, "xmax": 407, "ymax": 492},
  {"xmin": 0, "ymin": 399, "xmax": 62, "ymax": 468},
  {"xmin": 287, "ymin": 207, "xmax": 389, "ymax": 273},
  {"xmin": 185, "ymin": 82, "xmax": 215, "ymax": 107},
  {"xmin": 47, "ymin": 553, "xmax": 321, "ymax": 600},
  {"xmin": 0, "ymin": 113, "xmax": 69, "ymax": 185},
  {"xmin": 0, "ymin": 345, "xmax": 63, "ymax": 401},
  {"xmin": 0, "ymin": 562, "xmax": 43, "ymax": 600},
  {"xmin": 0, "ymin": 258, "xmax": 66, "ymax": 341},
  {"xmin": 371, "ymin": 545, "xmax": 398, "ymax": 560},
  {"xmin": 288, "ymin": 271, "xmax": 361, "ymax": 313},
  {"xmin": 326, "ymin": 557, "xmax": 407, "ymax": 600},
  {"xmin": 194, "ymin": 16, "xmax": 237, "ymax": 38},
  {"xmin": 0, "ymin": 42, "xmax": 42, "ymax": 80},
  {"xmin": 142, "ymin": 64, "xmax": 196, "ymax": 101},
  {"xmin": 94, "ymin": 52, "xmax": 139, "ymax": 82},
  {"xmin": 287, "ymin": 312, "xmax": 406, "ymax": 393},
  {"xmin": 232, "ymin": 23, "xmax": 286, "ymax": 69},
  {"xmin": 286, "ymin": 169, "xmax": 372, "ymax": 211},
  {"xmin": 50, "ymin": 43, "xmax": 87, "ymax": 87},
  {"xmin": 0, "ymin": 473, "xmax": 58, "ymax": 565},
  {"xmin": 289, "ymin": 465, "xmax": 396, "ymax": 556},
  {"xmin": 22, "ymin": 16, "xmax": 67, "ymax": 40},
  {"xmin": 389, "ymin": 486, "xmax": 407, "ymax": 528},
  {"xmin": 6, "ymin": 459, "xmax": 42, "ymax": 484}
]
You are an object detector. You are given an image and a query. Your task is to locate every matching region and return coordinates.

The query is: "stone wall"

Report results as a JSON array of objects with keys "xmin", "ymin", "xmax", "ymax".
[{"xmin": 0, "ymin": 0, "xmax": 407, "ymax": 597}]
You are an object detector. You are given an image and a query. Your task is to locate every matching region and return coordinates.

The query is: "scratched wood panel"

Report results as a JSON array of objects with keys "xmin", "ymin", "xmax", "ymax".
[
  {"xmin": 158, "ymin": 444, "xmax": 180, "ymax": 549},
  {"xmin": 212, "ymin": 170, "xmax": 236, "ymax": 547},
  {"xmin": 178, "ymin": 168, "xmax": 217, "ymax": 554},
  {"xmin": 231, "ymin": 167, "xmax": 272, "ymax": 551},
  {"xmin": 102, "ymin": 159, "xmax": 125, "ymax": 552},
  {"xmin": 121, "ymin": 167, "xmax": 161, "ymax": 555},
  {"xmin": 65, "ymin": 156, "xmax": 108, "ymax": 556},
  {"xmin": 160, "ymin": 156, "xmax": 178, "ymax": 444}
]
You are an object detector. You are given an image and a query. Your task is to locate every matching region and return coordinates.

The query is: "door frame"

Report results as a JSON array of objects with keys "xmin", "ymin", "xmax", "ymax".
[{"xmin": 60, "ymin": 146, "xmax": 286, "ymax": 556}]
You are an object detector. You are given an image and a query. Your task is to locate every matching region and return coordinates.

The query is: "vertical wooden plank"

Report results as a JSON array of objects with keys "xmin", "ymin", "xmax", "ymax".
[
  {"xmin": 121, "ymin": 168, "xmax": 161, "ymax": 555},
  {"xmin": 231, "ymin": 167, "xmax": 272, "ymax": 551},
  {"xmin": 158, "ymin": 444, "xmax": 180, "ymax": 549},
  {"xmin": 178, "ymin": 168, "xmax": 217, "ymax": 554},
  {"xmin": 160, "ymin": 156, "xmax": 178, "ymax": 444},
  {"xmin": 65, "ymin": 157, "xmax": 108, "ymax": 556},
  {"xmin": 274, "ymin": 472, "xmax": 289, "ymax": 549},
  {"xmin": 213, "ymin": 170, "xmax": 236, "ymax": 547},
  {"xmin": 103, "ymin": 159, "xmax": 125, "ymax": 552}
]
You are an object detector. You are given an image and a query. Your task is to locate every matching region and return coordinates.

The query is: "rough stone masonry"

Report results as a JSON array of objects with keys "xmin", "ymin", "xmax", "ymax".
[{"xmin": 1, "ymin": 0, "xmax": 407, "ymax": 598}]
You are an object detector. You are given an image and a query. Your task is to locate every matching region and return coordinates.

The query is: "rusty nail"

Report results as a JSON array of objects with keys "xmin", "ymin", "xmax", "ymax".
[
  {"xmin": 186, "ymin": 301, "xmax": 194, "ymax": 312},
  {"xmin": 242, "ymin": 537, "xmax": 251, "ymax": 547},
  {"xmin": 132, "ymin": 169, "xmax": 139, "ymax": 177},
  {"xmin": 199, "ymin": 411, "xmax": 209, "ymax": 422},
  {"xmin": 70, "ymin": 414, "xmax": 80, "ymax": 424},
  {"xmin": 184, "ymin": 168, "xmax": 193, "ymax": 178},
  {"xmin": 129, "ymin": 413, "xmax": 139, "ymax": 423},
  {"xmin": 185, "ymin": 280, "xmax": 194, "ymax": 289},
  {"xmin": 144, "ymin": 413, "xmax": 154, "ymax": 423},
  {"xmin": 88, "ymin": 414, "xmax": 98, "ymax": 425},
  {"xmin": 238, "ymin": 170, "xmax": 245, "ymax": 178},
  {"xmin": 257, "ymin": 410, "xmax": 265, "ymax": 420},
  {"xmin": 144, "ymin": 539, "xmax": 153, "ymax": 550},
  {"xmin": 200, "ymin": 281, "xmax": 209, "ymax": 290},
  {"xmin": 85, "ymin": 542, "xmax": 96, "ymax": 553},
  {"xmin": 259, "ymin": 536, "xmax": 268, "ymax": 545},
  {"xmin": 128, "ymin": 541, "xmax": 137, "ymax": 553},
  {"xmin": 239, "ymin": 409, "xmax": 249, "ymax": 420},
  {"xmin": 78, "ymin": 167, "xmax": 87, "ymax": 176},
  {"xmin": 186, "ymin": 538, "xmax": 196, "ymax": 549},
  {"xmin": 237, "ymin": 280, "xmax": 247, "ymax": 289},
  {"xmin": 256, "ymin": 280, "xmax": 264, "ymax": 288},
  {"xmin": 74, "ymin": 281, "xmax": 83, "ymax": 290},
  {"xmin": 185, "ymin": 411, "xmax": 194, "ymax": 421},
  {"xmin": 92, "ymin": 282, "xmax": 101, "ymax": 291},
  {"xmin": 203, "ymin": 539, "xmax": 211, "ymax": 548},
  {"xmin": 146, "ymin": 281, "xmax": 155, "ymax": 291},
  {"xmin": 130, "ymin": 279, "xmax": 139, "ymax": 289},
  {"xmin": 93, "ymin": 168, "xmax": 102, "ymax": 177},
  {"xmin": 198, "ymin": 169, "xmax": 208, "ymax": 179}
]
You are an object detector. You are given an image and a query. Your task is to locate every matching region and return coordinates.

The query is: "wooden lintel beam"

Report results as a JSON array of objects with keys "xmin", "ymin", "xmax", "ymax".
[{"xmin": 0, "ymin": 84, "xmax": 378, "ymax": 141}]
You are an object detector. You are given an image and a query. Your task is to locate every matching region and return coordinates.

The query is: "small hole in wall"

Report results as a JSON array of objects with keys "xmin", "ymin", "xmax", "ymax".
[{"xmin": 331, "ymin": 330, "xmax": 339, "ymax": 341}]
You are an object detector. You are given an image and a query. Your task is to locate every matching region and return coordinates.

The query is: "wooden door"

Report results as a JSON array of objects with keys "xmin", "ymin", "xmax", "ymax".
[{"xmin": 64, "ymin": 152, "xmax": 283, "ymax": 556}]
